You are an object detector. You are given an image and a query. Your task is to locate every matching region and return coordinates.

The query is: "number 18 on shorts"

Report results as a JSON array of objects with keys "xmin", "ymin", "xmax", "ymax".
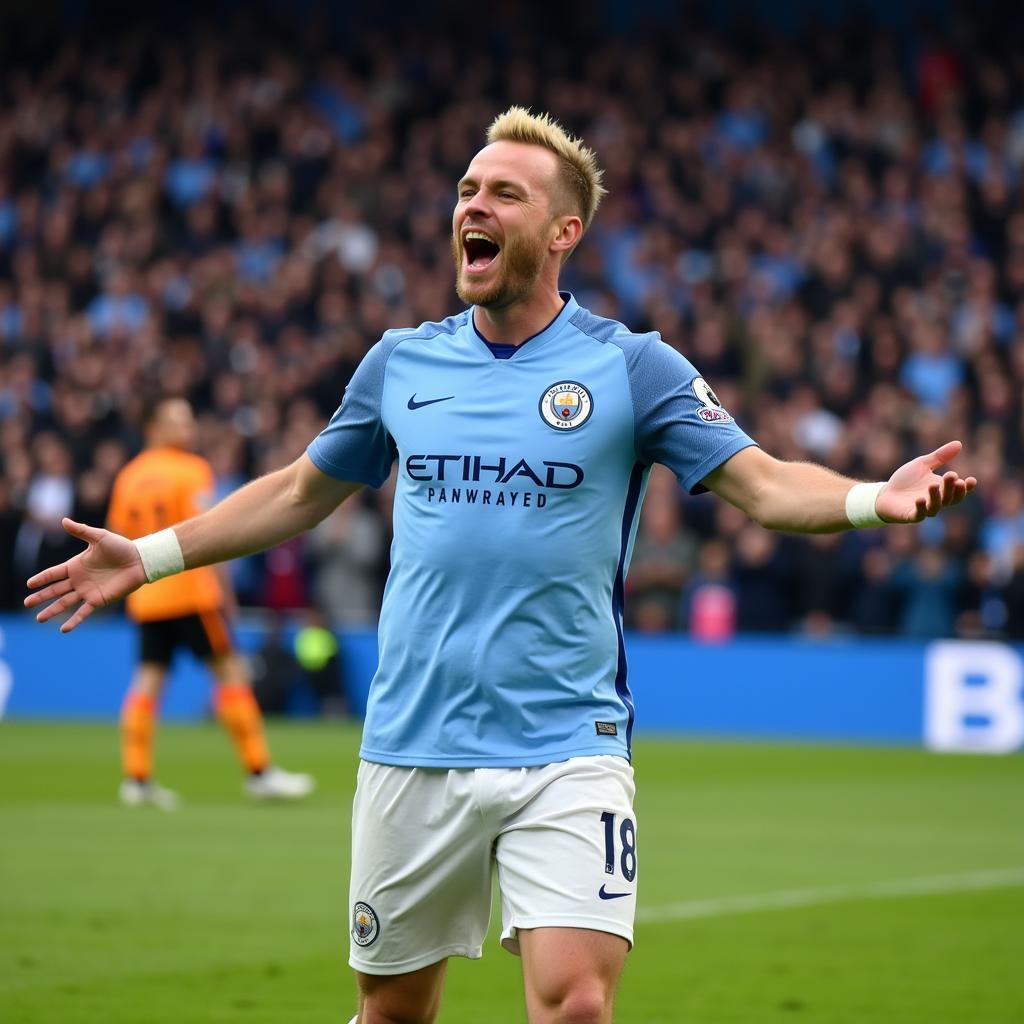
[
  {"xmin": 348, "ymin": 755, "xmax": 638, "ymax": 975},
  {"xmin": 599, "ymin": 810, "xmax": 637, "ymax": 894}
]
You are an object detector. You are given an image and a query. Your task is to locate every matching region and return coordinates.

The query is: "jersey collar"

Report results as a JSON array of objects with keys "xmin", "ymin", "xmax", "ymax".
[{"xmin": 470, "ymin": 292, "xmax": 579, "ymax": 360}]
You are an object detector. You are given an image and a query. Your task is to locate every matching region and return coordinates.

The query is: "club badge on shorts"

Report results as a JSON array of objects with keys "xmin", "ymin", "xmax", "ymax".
[
  {"xmin": 539, "ymin": 381, "xmax": 594, "ymax": 431},
  {"xmin": 352, "ymin": 901, "xmax": 380, "ymax": 947}
]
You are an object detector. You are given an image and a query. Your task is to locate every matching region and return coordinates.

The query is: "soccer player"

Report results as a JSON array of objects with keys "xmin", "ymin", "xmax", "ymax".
[
  {"xmin": 27, "ymin": 109, "xmax": 975, "ymax": 1023},
  {"xmin": 106, "ymin": 396, "xmax": 313, "ymax": 808}
]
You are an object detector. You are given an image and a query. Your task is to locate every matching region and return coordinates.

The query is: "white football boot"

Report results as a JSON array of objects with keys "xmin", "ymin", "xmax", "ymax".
[
  {"xmin": 245, "ymin": 766, "xmax": 315, "ymax": 801},
  {"xmin": 119, "ymin": 778, "xmax": 181, "ymax": 811}
]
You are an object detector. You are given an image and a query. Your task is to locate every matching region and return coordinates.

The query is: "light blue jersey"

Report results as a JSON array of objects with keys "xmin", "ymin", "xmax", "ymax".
[{"xmin": 308, "ymin": 294, "xmax": 756, "ymax": 767}]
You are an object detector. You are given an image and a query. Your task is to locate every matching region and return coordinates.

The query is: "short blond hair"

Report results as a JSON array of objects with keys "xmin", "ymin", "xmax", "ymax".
[{"xmin": 487, "ymin": 106, "xmax": 607, "ymax": 235}]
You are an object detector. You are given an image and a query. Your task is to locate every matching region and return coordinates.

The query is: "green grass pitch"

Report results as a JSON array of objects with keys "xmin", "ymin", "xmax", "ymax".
[{"xmin": 1, "ymin": 721, "xmax": 1022, "ymax": 1023}]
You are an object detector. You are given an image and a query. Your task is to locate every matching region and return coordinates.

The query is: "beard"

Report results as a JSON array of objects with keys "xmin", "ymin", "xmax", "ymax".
[{"xmin": 452, "ymin": 225, "xmax": 549, "ymax": 309}]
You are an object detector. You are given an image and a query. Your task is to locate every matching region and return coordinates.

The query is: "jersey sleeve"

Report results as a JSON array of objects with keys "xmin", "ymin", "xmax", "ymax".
[
  {"xmin": 306, "ymin": 338, "xmax": 396, "ymax": 487},
  {"xmin": 626, "ymin": 336, "xmax": 758, "ymax": 494}
]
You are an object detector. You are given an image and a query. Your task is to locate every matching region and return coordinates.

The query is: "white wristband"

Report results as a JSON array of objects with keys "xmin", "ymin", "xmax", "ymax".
[
  {"xmin": 133, "ymin": 528, "xmax": 185, "ymax": 582},
  {"xmin": 845, "ymin": 481, "xmax": 886, "ymax": 528}
]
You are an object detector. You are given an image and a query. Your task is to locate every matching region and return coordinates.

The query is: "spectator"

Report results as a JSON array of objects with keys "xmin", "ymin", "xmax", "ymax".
[
  {"xmin": 980, "ymin": 477, "xmax": 1024, "ymax": 582},
  {"xmin": 849, "ymin": 545, "xmax": 900, "ymax": 636},
  {"xmin": 0, "ymin": 11, "xmax": 1019, "ymax": 639},
  {"xmin": 15, "ymin": 433, "xmax": 77, "ymax": 580},
  {"xmin": 679, "ymin": 539, "xmax": 737, "ymax": 643},
  {"xmin": 1003, "ymin": 545, "xmax": 1024, "ymax": 639},
  {"xmin": 892, "ymin": 544, "xmax": 965, "ymax": 638},
  {"xmin": 309, "ymin": 494, "xmax": 386, "ymax": 628},
  {"xmin": 87, "ymin": 267, "xmax": 150, "ymax": 340},
  {"xmin": 792, "ymin": 532, "xmax": 851, "ymax": 636},
  {"xmin": 732, "ymin": 525, "xmax": 793, "ymax": 634},
  {"xmin": 626, "ymin": 466, "xmax": 695, "ymax": 633},
  {"xmin": 0, "ymin": 479, "xmax": 22, "ymax": 608}
]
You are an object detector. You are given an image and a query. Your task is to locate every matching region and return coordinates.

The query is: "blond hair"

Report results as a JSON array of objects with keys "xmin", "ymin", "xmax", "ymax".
[{"xmin": 486, "ymin": 106, "xmax": 607, "ymax": 238}]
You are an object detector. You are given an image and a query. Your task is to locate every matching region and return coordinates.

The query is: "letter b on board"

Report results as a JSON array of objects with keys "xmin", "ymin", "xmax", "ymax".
[{"xmin": 924, "ymin": 641, "xmax": 1024, "ymax": 753}]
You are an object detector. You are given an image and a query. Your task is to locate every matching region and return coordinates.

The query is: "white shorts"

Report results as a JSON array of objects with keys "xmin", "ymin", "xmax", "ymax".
[{"xmin": 348, "ymin": 755, "xmax": 638, "ymax": 976}]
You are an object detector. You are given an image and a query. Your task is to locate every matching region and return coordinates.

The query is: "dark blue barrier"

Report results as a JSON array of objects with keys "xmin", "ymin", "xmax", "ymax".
[
  {"xmin": 0, "ymin": 615, "xmax": 380, "ymax": 722},
  {"xmin": 1, "ymin": 615, "xmax": 1021, "ymax": 753},
  {"xmin": 624, "ymin": 634, "xmax": 925, "ymax": 743}
]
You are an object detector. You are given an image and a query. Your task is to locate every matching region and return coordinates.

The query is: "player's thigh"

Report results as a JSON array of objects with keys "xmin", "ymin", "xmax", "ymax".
[
  {"xmin": 355, "ymin": 959, "xmax": 447, "ymax": 1024},
  {"xmin": 130, "ymin": 661, "xmax": 169, "ymax": 699},
  {"xmin": 518, "ymin": 927, "xmax": 628, "ymax": 1024},
  {"xmin": 178, "ymin": 610, "xmax": 238, "ymax": 676},
  {"xmin": 495, "ymin": 755, "xmax": 638, "ymax": 955},
  {"xmin": 349, "ymin": 761, "xmax": 494, "ymax": 976}
]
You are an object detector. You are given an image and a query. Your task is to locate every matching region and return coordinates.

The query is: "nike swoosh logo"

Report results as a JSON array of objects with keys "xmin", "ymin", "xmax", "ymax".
[
  {"xmin": 598, "ymin": 885, "xmax": 633, "ymax": 900},
  {"xmin": 408, "ymin": 394, "xmax": 455, "ymax": 410}
]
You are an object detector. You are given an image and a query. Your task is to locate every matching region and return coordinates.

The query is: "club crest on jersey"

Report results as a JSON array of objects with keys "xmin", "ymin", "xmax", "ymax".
[
  {"xmin": 352, "ymin": 901, "xmax": 380, "ymax": 947},
  {"xmin": 539, "ymin": 381, "xmax": 593, "ymax": 431},
  {"xmin": 692, "ymin": 377, "xmax": 733, "ymax": 423}
]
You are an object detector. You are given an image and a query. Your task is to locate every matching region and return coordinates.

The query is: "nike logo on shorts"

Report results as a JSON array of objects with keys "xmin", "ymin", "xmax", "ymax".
[
  {"xmin": 598, "ymin": 884, "xmax": 633, "ymax": 900},
  {"xmin": 407, "ymin": 394, "xmax": 454, "ymax": 410}
]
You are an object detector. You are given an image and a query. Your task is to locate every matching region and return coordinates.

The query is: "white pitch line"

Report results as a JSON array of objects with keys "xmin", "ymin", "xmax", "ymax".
[{"xmin": 636, "ymin": 866, "xmax": 1024, "ymax": 924}]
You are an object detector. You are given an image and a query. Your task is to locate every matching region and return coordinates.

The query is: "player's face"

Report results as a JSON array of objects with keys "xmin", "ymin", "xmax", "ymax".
[
  {"xmin": 452, "ymin": 141, "xmax": 562, "ymax": 309},
  {"xmin": 156, "ymin": 400, "xmax": 197, "ymax": 450}
]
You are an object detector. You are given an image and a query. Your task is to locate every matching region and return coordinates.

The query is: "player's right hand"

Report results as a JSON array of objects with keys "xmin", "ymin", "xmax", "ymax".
[{"xmin": 24, "ymin": 518, "xmax": 148, "ymax": 633}]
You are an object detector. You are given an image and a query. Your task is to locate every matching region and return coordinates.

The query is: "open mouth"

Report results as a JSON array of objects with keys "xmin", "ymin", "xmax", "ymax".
[{"xmin": 463, "ymin": 231, "xmax": 501, "ymax": 273}]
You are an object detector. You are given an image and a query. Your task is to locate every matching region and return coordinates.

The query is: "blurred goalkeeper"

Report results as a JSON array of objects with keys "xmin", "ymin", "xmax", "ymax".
[
  {"xmin": 105, "ymin": 396, "xmax": 313, "ymax": 808},
  {"xmin": 27, "ymin": 108, "xmax": 975, "ymax": 1024}
]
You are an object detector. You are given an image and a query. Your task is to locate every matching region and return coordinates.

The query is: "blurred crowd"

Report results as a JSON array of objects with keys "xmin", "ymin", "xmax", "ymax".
[{"xmin": 1, "ymin": 10, "xmax": 1022, "ymax": 639}]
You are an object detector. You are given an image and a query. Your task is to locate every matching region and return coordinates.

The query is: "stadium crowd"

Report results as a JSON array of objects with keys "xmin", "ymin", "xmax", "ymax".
[{"xmin": 1, "ymin": 11, "xmax": 1022, "ymax": 639}]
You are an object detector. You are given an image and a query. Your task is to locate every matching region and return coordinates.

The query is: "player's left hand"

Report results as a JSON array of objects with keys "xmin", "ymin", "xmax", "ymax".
[{"xmin": 876, "ymin": 440, "xmax": 977, "ymax": 524}]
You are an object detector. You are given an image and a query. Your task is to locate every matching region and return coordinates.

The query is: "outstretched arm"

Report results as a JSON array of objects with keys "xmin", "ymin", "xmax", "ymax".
[
  {"xmin": 25, "ymin": 453, "xmax": 362, "ymax": 632},
  {"xmin": 702, "ymin": 440, "xmax": 976, "ymax": 533}
]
